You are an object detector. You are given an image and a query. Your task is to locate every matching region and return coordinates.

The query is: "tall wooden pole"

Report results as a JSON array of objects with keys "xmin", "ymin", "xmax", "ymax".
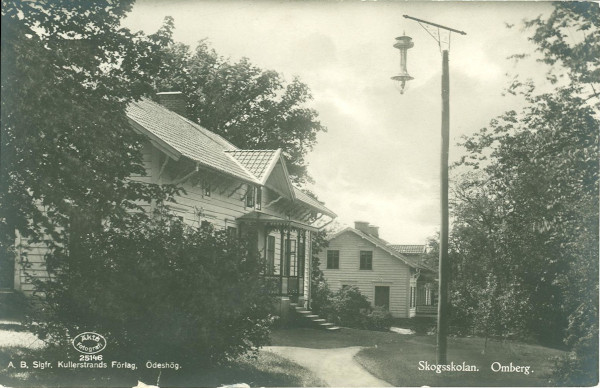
[{"xmin": 437, "ymin": 49, "xmax": 450, "ymax": 364}]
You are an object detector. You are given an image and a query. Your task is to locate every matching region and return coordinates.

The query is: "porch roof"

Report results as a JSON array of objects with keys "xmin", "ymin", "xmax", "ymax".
[{"xmin": 237, "ymin": 211, "xmax": 320, "ymax": 232}]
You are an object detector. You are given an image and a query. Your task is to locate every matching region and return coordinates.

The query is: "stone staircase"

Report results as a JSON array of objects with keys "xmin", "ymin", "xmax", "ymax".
[{"xmin": 290, "ymin": 303, "xmax": 341, "ymax": 332}]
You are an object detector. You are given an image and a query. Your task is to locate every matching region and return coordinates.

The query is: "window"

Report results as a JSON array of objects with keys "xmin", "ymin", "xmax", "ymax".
[
  {"xmin": 227, "ymin": 226, "xmax": 237, "ymax": 238},
  {"xmin": 267, "ymin": 236, "xmax": 275, "ymax": 274},
  {"xmin": 327, "ymin": 250, "xmax": 339, "ymax": 269},
  {"xmin": 246, "ymin": 186, "xmax": 255, "ymax": 207},
  {"xmin": 201, "ymin": 220, "xmax": 211, "ymax": 229},
  {"xmin": 255, "ymin": 187, "xmax": 262, "ymax": 210},
  {"xmin": 298, "ymin": 239, "xmax": 305, "ymax": 276},
  {"xmin": 359, "ymin": 251, "xmax": 372, "ymax": 270},
  {"xmin": 204, "ymin": 181, "xmax": 211, "ymax": 197},
  {"xmin": 285, "ymin": 239, "xmax": 296, "ymax": 276},
  {"xmin": 410, "ymin": 286, "xmax": 416, "ymax": 308}
]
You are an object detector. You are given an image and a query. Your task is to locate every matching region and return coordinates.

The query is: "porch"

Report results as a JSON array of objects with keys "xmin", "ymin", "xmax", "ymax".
[
  {"xmin": 409, "ymin": 272, "xmax": 438, "ymax": 318},
  {"xmin": 238, "ymin": 212, "xmax": 315, "ymax": 304}
]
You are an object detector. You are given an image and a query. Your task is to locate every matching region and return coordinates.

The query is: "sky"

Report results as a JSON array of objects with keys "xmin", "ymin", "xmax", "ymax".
[{"xmin": 123, "ymin": 0, "xmax": 556, "ymax": 244}]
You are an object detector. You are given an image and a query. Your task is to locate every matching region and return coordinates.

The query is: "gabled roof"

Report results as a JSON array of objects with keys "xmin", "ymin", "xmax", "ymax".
[
  {"xmin": 127, "ymin": 98, "xmax": 258, "ymax": 184},
  {"xmin": 328, "ymin": 227, "xmax": 434, "ymax": 271},
  {"xmin": 388, "ymin": 244, "xmax": 426, "ymax": 254},
  {"xmin": 225, "ymin": 150, "xmax": 280, "ymax": 183},
  {"xmin": 126, "ymin": 97, "xmax": 335, "ymax": 217}
]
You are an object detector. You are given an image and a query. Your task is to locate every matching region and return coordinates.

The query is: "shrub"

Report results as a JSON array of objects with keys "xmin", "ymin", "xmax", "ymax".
[
  {"xmin": 328, "ymin": 286, "xmax": 371, "ymax": 327},
  {"xmin": 311, "ymin": 279, "xmax": 333, "ymax": 316},
  {"xmin": 322, "ymin": 286, "xmax": 393, "ymax": 331},
  {"xmin": 365, "ymin": 306, "xmax": 394, "ymax": 331},
  {"xmin": 27, "ymin": 214, "xmax": 275, "ymax": 367}
]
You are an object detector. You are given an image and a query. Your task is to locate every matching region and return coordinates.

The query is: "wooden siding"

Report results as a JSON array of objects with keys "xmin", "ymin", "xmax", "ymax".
[
  {"xmin": 318, "ymin": 231, "xmax": 412, "ymax": 318},
  {"xmin": 14, "ymin": 141, "xmax": 315, "ymax": 300}
]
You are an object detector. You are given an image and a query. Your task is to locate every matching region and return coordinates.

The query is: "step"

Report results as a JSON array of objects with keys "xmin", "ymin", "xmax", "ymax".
[
  {"xmin": 319, "ymin": 322, "xmax": 335, "ymax": 327},
  {"xmin": 327, "ymin": 326, "xmax": 341, "ymax": 331},
  {"xmin": 312, "ymin": 318, "xmax": 326, "ymax": 323},
  {"xmin": 298, "ymin": 310, "xmax": 312, "ymax": 315},
  {"xmin": 305, "ymin": 315, "xmax": 319, "ymax": 319}
]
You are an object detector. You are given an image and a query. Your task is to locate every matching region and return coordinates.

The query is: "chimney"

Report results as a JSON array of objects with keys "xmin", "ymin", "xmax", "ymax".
[
  {"xmin": 156, "ymin": 91, "xmax": 186, "ymax": 117},
  {"xmin": 354, "ymin": 221, "xmax": 370, "ymax": 235},
  {"xmin": 367, "ymin": 225, "xmax": 379, "ymax": 238}
]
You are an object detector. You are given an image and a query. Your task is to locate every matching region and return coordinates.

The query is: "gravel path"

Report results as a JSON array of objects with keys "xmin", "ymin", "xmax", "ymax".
[
  {"xmin": 0, "ymin": 328, "xmax": 45, "ymax": 349},
  {"xmin": 262, "ymin": 346, "xmax": 391, "ymax": 387}
]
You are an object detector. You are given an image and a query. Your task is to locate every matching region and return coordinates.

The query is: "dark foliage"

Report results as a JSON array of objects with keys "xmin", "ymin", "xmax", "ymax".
[
  {"xmin": 26, "ymin": 215, "xmax": 275, "ymax": 366},
  {"xmin": 319, "ymin": 286, "xmax": 393, "ymax": 331},
  {"xmin": 310, "ymin": 229, "xmax": 331, "ymax": 314},
  {"xmin": 150, "ymin": 18, "xmax": 326, "ymax": 184},
  {"xmin": 0, "ymin": 0, "xmax": 175, "ymax": 279},
  {"xmin": 450, "ymin": 3, "xmax": 598, "ymax": 383}
]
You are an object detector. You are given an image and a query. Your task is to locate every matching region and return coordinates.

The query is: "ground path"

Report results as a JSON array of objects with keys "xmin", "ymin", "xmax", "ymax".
[{"xmin": 262, "ymin": 346, "xmax": 391, "ymax": 387}]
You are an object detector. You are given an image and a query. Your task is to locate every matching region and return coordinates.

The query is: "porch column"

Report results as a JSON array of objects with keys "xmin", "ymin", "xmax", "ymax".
[
  {"xmin": 286, "ymin": 228, "xmax": 291, "ymax": 277},
  {"xmin": 279, "ymin": 227, "xmax": 284, "ymax": 295},
  {"xmin": 306, "ymin": 231, "xmax": 312, "ymax": 308}
]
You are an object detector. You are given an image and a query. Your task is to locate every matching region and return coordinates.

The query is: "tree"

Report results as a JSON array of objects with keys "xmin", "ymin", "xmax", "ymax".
[
  {"xmin": 1, "ymin": 1, "xmax": 174, "ymax": 260},
  {"xmin": 151, "ymin": 20, "xmax": 326, "ymax": 184},
  {"xmin": 1, "ymin": 2, "xmax": 275, "ymax": 370},
  {"xmin": 450, "ymin": 3, "xmax": 598, "ymax": 383},
  {"xmin": 524, "ymin": 2, "xmax": 600, "ymax": 92}
]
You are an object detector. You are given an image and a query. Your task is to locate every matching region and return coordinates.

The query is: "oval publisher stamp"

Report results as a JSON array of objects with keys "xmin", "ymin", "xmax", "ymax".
[{"xmin": 72, "ymin": 332, "xmax": 107, "ymax": 354}]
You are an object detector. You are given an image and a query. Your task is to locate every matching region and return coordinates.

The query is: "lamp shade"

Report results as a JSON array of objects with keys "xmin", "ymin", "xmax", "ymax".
[{"xmin": 391, "ymin": 35, "xmax": 414, "ymax": 94}]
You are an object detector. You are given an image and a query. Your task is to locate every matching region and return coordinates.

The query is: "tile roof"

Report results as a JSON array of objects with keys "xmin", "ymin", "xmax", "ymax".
[
  {"xmin": 126, "ymin": 98, "xmax": 336, "ymax": 218},
  {"xmin": 126, "ymin": 99, "xmax": 258, "ymax": 183},
  {"xmin": 388, "ymin": 245, "xmax": 437, "ymax": 272},
  {"xmin": 388, "ymin": 244, "xmax": 426, "ymax": 254},
  {"xmin": 225, "ymin": 150, "xmax": 279, "ymax": 183}
]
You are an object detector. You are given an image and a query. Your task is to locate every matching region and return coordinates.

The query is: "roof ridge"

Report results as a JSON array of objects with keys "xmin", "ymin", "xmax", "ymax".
[{"xmin": 226, "ymin": 149, "xmax": 280, "ymax": 153}]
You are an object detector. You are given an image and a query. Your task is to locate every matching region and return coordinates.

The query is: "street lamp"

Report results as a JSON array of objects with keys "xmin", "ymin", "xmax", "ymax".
[
  {"xmin": 391, "ymin": 35, "xmax": 414, "ymax": 94},
  {"xmin": 393, "ymin": 15, "xmax": 466, "ymax": 364}
]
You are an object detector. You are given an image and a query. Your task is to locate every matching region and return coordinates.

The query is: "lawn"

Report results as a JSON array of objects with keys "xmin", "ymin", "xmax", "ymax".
[
  {"xmin": 271, "ymin": 327, "xmax": 566, "ymax": 386},
  {"xmin": 1, "ymin": 324, "xmax": 566, "ymax": 387},
  {"xmin": 0, "ymin": 326, "xmax": 324, "ymax": 388}
]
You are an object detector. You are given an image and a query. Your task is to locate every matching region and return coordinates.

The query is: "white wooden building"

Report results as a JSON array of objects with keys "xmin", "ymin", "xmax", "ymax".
[
  {"xmin": 8, "ymin": 92, "xmax": 336, "ymax": 316},
  {"xmin": 318, "ymin": 221, "xmax": 437, "ymax": 318}
]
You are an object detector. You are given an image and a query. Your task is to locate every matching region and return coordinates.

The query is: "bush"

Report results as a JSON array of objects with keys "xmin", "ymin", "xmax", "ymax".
[
  {"xmin": 311, "ymin": 279, "xmax": 333, "ymax": 316},
  {"xmin": 365, "ymin": 306, "xmax": 394, "ymax": 331},
  {"xmin": 321, "ymin": 286, "xmax": 393, "ymax": 331},
  {"xmin": 328, "ymin": 286, "xmax": 370, "ymax": 327},
  {"xmin": 27, "ymin": 214, "xmax": 275, "ymax": 367}
]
